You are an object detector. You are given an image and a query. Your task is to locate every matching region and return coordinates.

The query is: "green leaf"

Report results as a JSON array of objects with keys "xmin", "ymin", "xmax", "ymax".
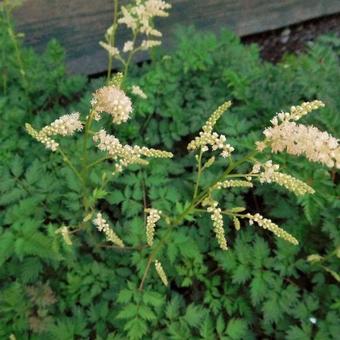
[
  {"xmin": 107, "ymin": 190, "xmax": 125, "ymax": 204},
  {"xmin": 116, "ymin": 303, "xmax": 138, "ymax": 320},
  {"xmin": 250, "ymin": 272, "xmax": 267, "ymax": 305},
  {"xmin": 117, "ymin": 289, "xmax": 133, "ymax": 304},
  {"xmin": 138, "ymin": 305, "xmax": 156, "ymax": 321},
  {"xmin": 10, "ymin": 155, "xmax": 23, "ymax": 177},
  {"xmin": 184, "ymin": 304, "xmax": 204, "ymax": 328},
  {"xmin": 124, "ymin": 318, "xmax": 147, "ymax": 340},
  {"xmin": 226, "ymin": 318, "xmax": 248, "ymax": 339},
  {"xmin": 0, "ymin": 231, "xmax": 15, "ymax": 266}
]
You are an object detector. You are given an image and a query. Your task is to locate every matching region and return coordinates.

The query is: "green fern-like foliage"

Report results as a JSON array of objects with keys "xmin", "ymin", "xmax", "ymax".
[{"xmin": 0, "ymin": 9, "xmax": 339, "ymax": 338}]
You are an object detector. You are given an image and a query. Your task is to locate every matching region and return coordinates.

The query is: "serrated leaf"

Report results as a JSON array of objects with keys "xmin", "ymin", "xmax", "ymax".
[
  {"xmin": 184, "ymin": 304, "xmax": 204, "ymax": 328},
  {"xmin": 226, "ymin": 319, "xmax": 248, "ymax": 339}
]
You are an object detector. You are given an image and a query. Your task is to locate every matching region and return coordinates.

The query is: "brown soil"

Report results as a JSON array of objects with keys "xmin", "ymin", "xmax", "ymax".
[{"xmin": 242, "ymin": 13, "xmax": 340, "ymax": 63}]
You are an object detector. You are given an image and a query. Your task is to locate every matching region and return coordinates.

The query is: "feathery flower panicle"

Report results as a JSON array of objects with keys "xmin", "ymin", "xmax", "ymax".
[
  {"xmin": 245, "ymin": 213, "xmax": 298, "ymax": 245},
  {"xmin": 99, "ymin": 41, "xmax": 120, "ymax": 57},
  {"xmin": 119, "ymin": 0, "xmax": 171, "ymax": 49},
  {"xmin": 41, "ymin": 113, "xmax": 83, "ymax": 137},
  {"xmin": 123, "ymin": 40, "xmax": 134, "ymax": 53},
  {"xmin": 93, "ymin": 129, "xmax": 173, "ymax": 174},
  {"xmin": 93, "ymin": 212, "xmax": 125, "ymax": 247},
  {"xmin": 26, "ymin": 124, "xmax": 59, "ymax": 151},
  {"xmin": 188, "ymin": 132, "xmax": 234, "ymax": 158},
  {"xmin": 188, "ymin": 101, "xmax": 234, "ymax": 158},
  {"xmin": 203, "ymin": 199, "xmax": 228, "ymax": 250},
  {"xmin": 270, "ymin": 100, "xmax": 325, "ymax": 125},
  {"xmin": 263, "ymin": 121, "xmax": 339, "ymax": 169},
  {"xmin": 215, "ymin": 179, "xmax": 253, "ymax": 189},
  {"xmin": 131, "ymin": 85, "xmax": 147, "ymax": 99},
  {"xmin": 233, "ymin": 217, "xmax": 241, "ymax": 231},
  {"xmin": 110, "ymin": 72, "xmax": 124, "ymax": 88},
  {"xmin": 145, "ymin": 208, "xmax": 161, "ymax": 246},
  {"xmin": 154, "ymin": 260, "xmax": 168, "ymax": 286},
  {"xmin": 202, "ymin": 101, "xmax": 232, "ymax": 134},
  {"xmin": 92, "ymin": 86, "xmax": 132, "ymax": 124},
  {"xmin": 55, "ymin": 226, "xmax": 72, "ymax": 246},
  {"xmin": 140, "ymin": 39, "xmax": 161, "ymax": 50},
  {"xmin": 25, "ymin": 113, "xmax": 83, "ymax": 151},
  {"xmin": 252, "ymin": 161, "xmax": 315, "ymax": 196},
  {"xmin": 307, "ymin": 254, "xmax": 323, "ymax": 263}
]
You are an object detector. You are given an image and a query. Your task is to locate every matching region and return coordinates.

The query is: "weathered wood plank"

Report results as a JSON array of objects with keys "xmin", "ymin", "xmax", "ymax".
[{"xmin": 13, "ymin": 0, "xmax": 340, "ymax": 74}]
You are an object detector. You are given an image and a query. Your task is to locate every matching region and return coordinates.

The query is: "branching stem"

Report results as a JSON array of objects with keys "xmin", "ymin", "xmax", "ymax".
[{"xmin": 138, "ymin": 149, "xmax": 258, "ymax": 290}]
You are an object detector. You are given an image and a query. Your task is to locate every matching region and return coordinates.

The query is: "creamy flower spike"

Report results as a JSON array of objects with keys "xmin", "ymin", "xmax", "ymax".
[
  {"xmin": 99, "ymin": 41, "xmax": 120, "ymax": 57},
  {"xmin": 25, "ymin": 113, "xmax": 83, "ymax": 151},
  {"xmin": 215, "ymin": 180, "xmax": 253, "ymax": 189},
  {"xmin": 188, "ymin": 101, "xmax": 234, "ymax": 158},
  {"xmin": 264, "ymin": 121, "xmax": 339, "ymax": 169},
  {"xmin": 245, "ymin": 213, "xmax": 298, "ymax": 245},
  {"xmin": 154, "ymin": 260, "xmax": 168, "ymax": 286},
  {"xmin": 93, "ymin": 129, "xmax": 173, "ymax": 174},
  {"xmin": 270, "ymin": 100, "xmax": 324, "ymax": 124},
  {"xmin": 261, "ymin": 101, "xmax": 339, "ymax": 169},
  {"xmin": 252, "ymin": 161, "xmax": 315, "ymax": 196},
  {"xmin": 92, "ymin": 86, "xmax": 132, "ymax": 124},
  {"xmin": 131, "ymin": 85, "xmax": 147, "ymax": 99},
  {"xmin": 123, "ymin": 40, "xmax": 134, "ymax": 53},
  {"xmin": 119, "ymin": 0, "xmax": 171, "ymax": 40},
  {"xmin": 202, "ymin": 199, "xmax": 228, "ymax": 250},
  {"xmin": 93, "ymin": 212, "xmax": 125, "ymax": 248},
  {"xmin": 145, "ymin": 208, "xmax": 161, "ymax": 246}
]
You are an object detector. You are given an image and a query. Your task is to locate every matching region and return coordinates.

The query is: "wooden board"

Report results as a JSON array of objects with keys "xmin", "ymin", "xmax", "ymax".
[{"xmin": 13, "ymin": 0, "xmax": 340, "ymax": 75}]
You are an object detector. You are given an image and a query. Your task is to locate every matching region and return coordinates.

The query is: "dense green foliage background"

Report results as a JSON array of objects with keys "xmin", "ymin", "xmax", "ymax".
[{"xmin": 0, "ymin": 10, "xmax": 339, "ymax": 339}]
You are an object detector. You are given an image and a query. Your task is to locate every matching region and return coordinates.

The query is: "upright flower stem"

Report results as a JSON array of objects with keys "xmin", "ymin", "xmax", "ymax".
[
  {"xmin": 81, "ymin": 111, "xmax": 96, "ymax": 216},
  {"xmin": 3, "ymin": 0, "xmax": 29, "ymax": 98},
  {"xmin": 193, "ymin": 148, "xmax": 203, "ymax": 199},
  {"xmin": 107, "ymin": 0, "xmax": 119, "ymax": 82},
  {"xmin": 58, "ymin": 148, "xmax": 84, "ymax": 184},
  {"xmin": 123, "ymin": 32, "xmax": 138, "ymax": 80}
]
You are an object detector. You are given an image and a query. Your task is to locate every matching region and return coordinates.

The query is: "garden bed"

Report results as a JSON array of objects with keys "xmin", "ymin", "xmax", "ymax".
[
  {"xmin": 243, "ymin": 13, "xmax": 340, "ymax": 62},
  {"xmin": 1, "ymin": 2, "xmax": 339, "ymax": 339}
]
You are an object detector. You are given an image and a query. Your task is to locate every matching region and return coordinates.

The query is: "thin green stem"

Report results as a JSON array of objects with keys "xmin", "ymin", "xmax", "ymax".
[
  {"xmin": 107, "ymin": 0, "xmax": 119, "ymax": 82},
  {"xmin": 87, "ymin": 156, "xmax": 110, "ymax": 169},
  {"xmin": 4, "ymin": 1, "xmax": 29, "ymax": 97},
  {"xmin": 123, "ymin": 31, "xmax": 138, "ymax": 80},
  {"xmin": 80, "ymin": 111, "xmax": 96, "ymax": 214},
  {"xmin": 193, "ymin": 148, "xmax": 203, "ymax": 199},
  {"xmin": 58, "ymin": 148, "xmax": 84, "ymax": 184}
]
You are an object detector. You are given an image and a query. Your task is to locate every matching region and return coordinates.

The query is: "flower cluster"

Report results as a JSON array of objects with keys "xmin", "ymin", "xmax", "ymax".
[
  {"xmin": 263, "ymin": 121, "xmax": 339, "ymax": 169},
  {"xmin": 131, "ymin": 85, "xmax": 147, "ymax": 99},
  {"xmin": 93, "ymin": 129, "xmax": 173, "ymax": 173},
  {"xmin": 245, "ymin": 213, "xmax": 298, "ymax": 245},
  {"xmin": 145, "ymin": 208, "xmax": 161, "ymax": 246},
  {"xmin": 154, "ymin": 260, "xmax": 168, "ymax": 286},
  {"xmin": 233, "ymin": 217, "xmax": 241, "ymax": 231},
  {"xmin": 92, "ymin": 85, "xmax": 132, "ymax": 124},
  {"xmin": 203, "ymin": 199, "xmax": 228, "ymax": 250},
  {"xmin": 260, "ymin": 101, "xmax": 339, "ymax": 168},
  {"xmin": 270, "ymin": 100, "xmax": 324, "ymax": 125},
  {"xmin": 101, "ymin": 0, "xmax": 171, "ymax": 59},
  {"xmin": 93, "ymin": 212, "xmax": 125, "ymax": 248},
  {"xmin": 119, "ymin": 0, "xmax": 171, "ymax": 38},
  {"xmin": 252, "ymin": 161, "xmax": 315, "ymax": 196},
  {"xmin": 215, "ymin": 179, "xmax": 253, "ymax": 189},
  {"xmin": 99, "ymin": 41, "xmax": 120, "ymax": 58},
  {"xmin": 55, "ymin": 226, "xmax": 72, "ymax": 246},
  {"xmin": 25, "ymin": 113, "xmax": 83, "ymax": 151},
  {"xmin": 188, "ymin": 101, "xmax": 234, "ymax": 158}
]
